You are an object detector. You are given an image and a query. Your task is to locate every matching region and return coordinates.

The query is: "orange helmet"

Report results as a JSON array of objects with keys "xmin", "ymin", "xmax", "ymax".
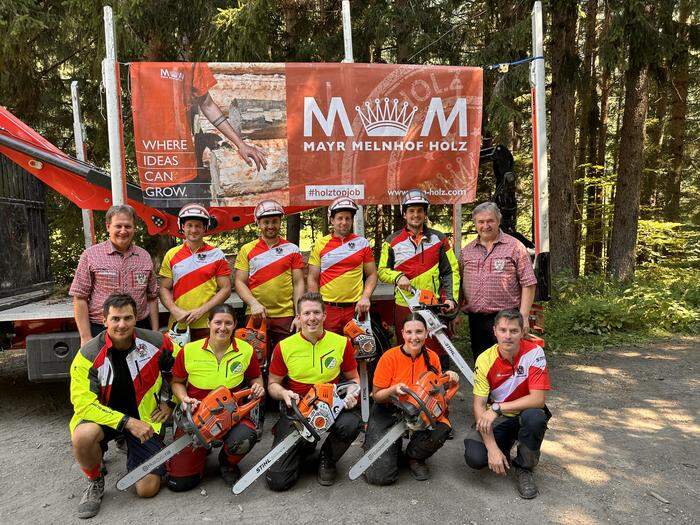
[
  {"xmin": 328, "ymin": 196, "xmax": 359, "ymax": 220},
  {"xmin": 253, "ymin": 199, "xmax": 285, "ymax": 221}
]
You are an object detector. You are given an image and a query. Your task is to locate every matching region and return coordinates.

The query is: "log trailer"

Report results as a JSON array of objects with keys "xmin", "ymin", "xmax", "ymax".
[{"xmin": 0, "ymin": 106, "xmax": 549, "ymax": 381}]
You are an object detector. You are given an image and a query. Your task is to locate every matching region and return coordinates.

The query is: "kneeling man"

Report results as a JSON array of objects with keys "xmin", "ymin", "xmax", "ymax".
[
  {"xmin": 463, "ymin": 309, "xmax": 551, "ymax": 499},
  {"xmin": 265, "ymin": 292, "xmax": 360, "ymax": 490},
  {"xmin": 69, "ymin": 293, "xmax": 175, "ymax": 518}
]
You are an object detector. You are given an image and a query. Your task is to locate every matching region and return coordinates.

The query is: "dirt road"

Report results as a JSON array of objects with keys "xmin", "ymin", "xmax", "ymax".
[{"xmin": 0, "ymin": 337, "xmax": 697, "ymax": 524}]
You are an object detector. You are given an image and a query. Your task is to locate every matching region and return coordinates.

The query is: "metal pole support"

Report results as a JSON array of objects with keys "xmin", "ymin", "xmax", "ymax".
[
  {"xmin": 71, "ymin": 81, "xmax": 96, "ymax": 249},
  {"xmin": 102, "ymin": 5, "xmax": 127, "ymax": 206}
]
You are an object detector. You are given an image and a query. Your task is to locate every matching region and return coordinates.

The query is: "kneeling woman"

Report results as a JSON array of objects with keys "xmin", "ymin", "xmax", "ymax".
[
  {"xmin": 363, "ymin": 313, "xmax": 459, "ymax": 484},
  {"xmin": 167, "ymin": 304, "xmax": 265, "ymax": 491}
]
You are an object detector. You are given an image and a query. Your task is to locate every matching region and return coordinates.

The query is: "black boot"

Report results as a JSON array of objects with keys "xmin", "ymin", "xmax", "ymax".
[
  {"xmin": 514, "ymin": 466, "xmax": 538, "ymax": 499},
  {"xmin": 317, "ymin": 451, "xmax": 337, "ymax": 486}
]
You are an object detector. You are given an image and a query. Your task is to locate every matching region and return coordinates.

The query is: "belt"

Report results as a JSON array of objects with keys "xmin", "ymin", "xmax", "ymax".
[{"xmin": 325, "ymin": 301, "xmax": 355, "ymax": 308}]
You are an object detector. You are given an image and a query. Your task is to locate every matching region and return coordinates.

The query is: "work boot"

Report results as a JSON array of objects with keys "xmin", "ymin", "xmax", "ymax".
[
  {"xmin": 115, "ymin": 437, "xmax": 127, "ymax": 454},
  {"xmin": 219, "ymin": 464, "xmax": 241, "ymax": 485},
  {"xmin": 317, "ymin": 453, "xmax": 337, "ymax": 486},
  {"xmin": 77, "ymin": 476, "xmax": 104, "ymax": 519},
  {"xmin": 515, "ymin": 466, "xmax": 538, "ymax": 499},
  {"xmin": 408, "ymin": 459, "xmax": 430, "ymax": 481}
]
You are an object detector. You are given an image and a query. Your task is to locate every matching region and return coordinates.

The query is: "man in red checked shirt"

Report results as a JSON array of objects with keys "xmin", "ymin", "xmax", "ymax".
[
  {"xmin": 463, "ymin": 309, "xmax": 551, "ymax": 499},
  {"xmin": 307, "ymin": 197, "xmax": 378, "ymax": 334},
  {"xmin": 265, "ymin": 292, "xmax": 360, "ymax": 490},
  {"xmin": 460, "ymin": 202, "xmax": 537, "ymax": 360}
]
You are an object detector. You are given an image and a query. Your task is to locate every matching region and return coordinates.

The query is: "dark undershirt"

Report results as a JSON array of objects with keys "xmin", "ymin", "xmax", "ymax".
[{"xmin": 108, "ymin": 347, "xmax": 140, "ymax": 420}]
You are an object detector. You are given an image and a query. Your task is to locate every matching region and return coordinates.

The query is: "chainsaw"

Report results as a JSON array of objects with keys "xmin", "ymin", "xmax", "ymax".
[
  {"xmin": 116, "ymin": 386, "xmax": 261, "ymax": 490},
  {"xmin": 232, "ymin": 381, "xmax": 360, "ymax": 494},
  {"xmin": 344, "ymin": 313, "xmax": 377, "ymax": 424},
  {"xmin": 397, "ymin": 286, "xmax": 474, "ymax": 385},
  {"xmin": 348, "ymin": 371, "xmax": 458, "ymax": 480},
  {"xmin": 234, "ymin": 316, "xmax": 268, "ymax": 369}
]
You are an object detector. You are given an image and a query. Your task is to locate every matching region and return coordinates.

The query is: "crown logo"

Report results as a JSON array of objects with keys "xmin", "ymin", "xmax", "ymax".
[{"xmin": 355, "ymin": 98, "xmax": 418, "ymax": 137}]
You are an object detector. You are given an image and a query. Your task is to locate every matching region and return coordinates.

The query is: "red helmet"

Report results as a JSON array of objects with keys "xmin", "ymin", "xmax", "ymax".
[
  {"xmin": 328, "ymin": 196, "xmax": 359, "ymax": 220},
  {"xmin": 178, "ymin": 203, "xmax": 212, "ymax": 231},
  {"xmin": 401, "ymin": 189, "xmax": 430, "ymax": 213},
  {"xmin": 254, "ymin": 199, "xmax": 285, "ymax": 221}
]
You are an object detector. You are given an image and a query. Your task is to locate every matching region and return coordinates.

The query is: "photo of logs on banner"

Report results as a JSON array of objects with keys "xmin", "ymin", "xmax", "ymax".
[{"xmin": 129, "ymin": 62, "xmax": 483, "ymax": 209}]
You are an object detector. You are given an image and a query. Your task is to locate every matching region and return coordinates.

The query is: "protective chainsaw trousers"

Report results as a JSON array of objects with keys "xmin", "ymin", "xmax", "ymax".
[
  {"xmin": 265, "ymin": 406, "xmax": 361, "ymax": 492},
  {"xmin": 363, "ymin": 402, "xmax": 451, "ymax": 486},
  {"xmin": 166, "ymin": 420, "xmax": 257, "ymax": 492},
  {"xmin": 463, "ymin": 407, "xmax": 551, "ymax": 472}
]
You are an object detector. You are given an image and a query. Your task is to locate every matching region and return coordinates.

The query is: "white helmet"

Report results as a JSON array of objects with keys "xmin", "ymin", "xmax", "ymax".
[
  {"xmin": 328, "ymin": 196, "xmax": 359, "ymax": 220},
  {"xmin": 401, "ymin": 189, "xmax": 430, "ymax": 214},
  {"xmin": 178, "ymin": 203, "xmax": 212, "ymax": 231},
  {"xmin": 254, "ymin": 199, "xmax": 285, "ymax": 221},
  {"xmin": 167, "ymin": 322, "xmax": 190, "ymax": 348}
]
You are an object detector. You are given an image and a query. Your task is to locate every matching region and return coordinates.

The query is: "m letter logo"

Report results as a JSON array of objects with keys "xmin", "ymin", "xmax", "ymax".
[{"xmin": 303, "ymin": 97, "xmax": 353, "ymax": 137}]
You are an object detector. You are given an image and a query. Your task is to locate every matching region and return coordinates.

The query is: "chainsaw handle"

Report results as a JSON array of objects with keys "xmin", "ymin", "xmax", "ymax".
[
  {"xmin": 290, "ymin": 398, "xmax": 321, "ymax": 442},
  {"xmin": 440, "ymin": 374, "xmax": 459, "ymax": 402},
  {"xmin": 232, "ymin": 388, "xmax": 262, "ymax": 421},
  {"xmin": 391, "ymin": 386, "xmax": 437, "ymax": 429}
]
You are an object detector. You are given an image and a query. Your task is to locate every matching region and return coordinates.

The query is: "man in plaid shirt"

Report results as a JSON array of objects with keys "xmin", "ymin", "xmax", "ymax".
[
  {"xmin": 70, "ymin": 205, "xmax": 159, "ymax": 346},
  {"xmin": 460, "ymin": 202, "xmax": 537, "ymax": 360}
]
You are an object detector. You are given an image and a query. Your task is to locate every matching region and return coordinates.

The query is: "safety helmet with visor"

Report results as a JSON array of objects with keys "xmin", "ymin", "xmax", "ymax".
[
  {"xmin": 401, "ymin": 189, "xmax": 430, "ymax": 214},
  {"xmin": 178, "ymin": 203, "xmax": 212, "ymax": 231},
  {"xmin": 254, "ymin": 200, "xmax": 285, "ymax": 222},
  {"xmin": 328, "ymin": 196, "xmax": 359, "ymax": 220}
]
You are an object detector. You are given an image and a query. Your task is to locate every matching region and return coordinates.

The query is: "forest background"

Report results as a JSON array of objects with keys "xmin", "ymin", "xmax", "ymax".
[{"xmin": 0, "ymin": 0, "xmax": 698, "ymax": 351}]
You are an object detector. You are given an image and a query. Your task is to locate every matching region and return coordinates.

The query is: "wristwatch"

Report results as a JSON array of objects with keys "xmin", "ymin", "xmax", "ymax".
[{"xmin": 491, "ymin": 403, "xmax": 502, "ymax": 416}]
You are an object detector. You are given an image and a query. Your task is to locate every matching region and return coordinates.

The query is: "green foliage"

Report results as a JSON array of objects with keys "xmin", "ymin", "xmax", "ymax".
[{"xmin": 544, "ymin": 268, "xmax": 700, "ymax": 351}]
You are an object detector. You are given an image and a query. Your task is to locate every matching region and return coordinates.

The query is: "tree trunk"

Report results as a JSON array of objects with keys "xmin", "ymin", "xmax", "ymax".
[
  {"xmin": 609, "ymin": 62, "xmax": 650, "ymax": 280},
  {"xmin": 548, "ymin": 0, "xmax": 579, "ymax": 275},
  {"xmin": 640, "ymin": 81, "xmax": 667, "ymax": 214},
  {"xmin": 585, "ymin": 1, "xmax": 610, "ymax": 275},
  {"xmin": 576, "ymin": 0, "xmax": 598, "ymax": 276},
  {"xmin": 662, "ymin": 0, "xmax": 690, "ymax": 221}
]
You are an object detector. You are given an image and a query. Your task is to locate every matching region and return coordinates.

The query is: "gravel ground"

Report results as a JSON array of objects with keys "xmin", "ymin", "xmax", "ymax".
[{"xmin": 0, "ymin": 336, "xmax": 697, "ymax": 524}]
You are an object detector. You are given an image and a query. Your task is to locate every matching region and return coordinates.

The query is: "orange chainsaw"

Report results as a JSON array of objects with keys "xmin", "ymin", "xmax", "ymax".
[
  {"xmin": 235, "ymin": 316, "xmax": 268, "ymax": 368},
  {"xmin": 348, "ymin": 371, "xmax": 458, "ymax": 480},
  {"xmin": 117, "ymin": 386, "xmax": 260, "ymax": 490},
  {"xmin": 232, "ymin": 382, "xmax": 360, "ymax": 494},
  {"xmin": 344, "ymin": 313, "xmax": 377, "ymax": 423}
]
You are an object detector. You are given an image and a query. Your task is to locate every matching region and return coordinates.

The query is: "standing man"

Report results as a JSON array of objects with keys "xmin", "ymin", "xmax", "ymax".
[
  {"xmin": 234, "ymin": 199, "xmax": 305, "ymax": 355},
  {"xmin": 70, "ymin": 205, "xmax": 159, "ymax": 347},
  {"xmin": 460, "ymin": 202, "xmax": 537, "ymax": 360},
  {"xmin": 265, "ymin": 292, "xmax": 361, "ymax": 490},
  {"xmin": 463, "ymin": 309, "xmax": 551, "ymax": 499},
  {"xmin": 69, "ymin": 293, "xmax": 175, "ymax": 518},
  {"xmin": 378, "ymin": 189, "xmax": 460, "ymax": 369},
  {"xmin": 307, "ymin": 197, "xmax": 377, "ymax": 334},
  {"xmin": 159, "ymin": 204, "xmax": 232, "ymax": 342}
]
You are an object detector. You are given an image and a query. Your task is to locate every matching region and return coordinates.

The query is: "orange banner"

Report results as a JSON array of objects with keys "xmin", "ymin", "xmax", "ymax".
[{"xmin": 130, "ymin": 62, "xmax": 482, "ymax": 209}]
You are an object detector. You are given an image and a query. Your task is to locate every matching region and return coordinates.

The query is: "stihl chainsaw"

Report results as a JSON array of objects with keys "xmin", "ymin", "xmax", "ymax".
[
  {"xmin": 344, "ymin": 313, "xmax": 377, "ymax": 423},
  {"xmin": 232, "ymin": 382, "xmax": 360, "ymax": 494},
  {"xmin": 116, "ymin": 386, "xmax": 261, "ymax": 490},
  {"xmin": 397, "ymin": 287, "xmax": 474, "ymax": 385},
  {"xmin": 348, "ymin": 371, "xmax": 458, "ymax": 480}
]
